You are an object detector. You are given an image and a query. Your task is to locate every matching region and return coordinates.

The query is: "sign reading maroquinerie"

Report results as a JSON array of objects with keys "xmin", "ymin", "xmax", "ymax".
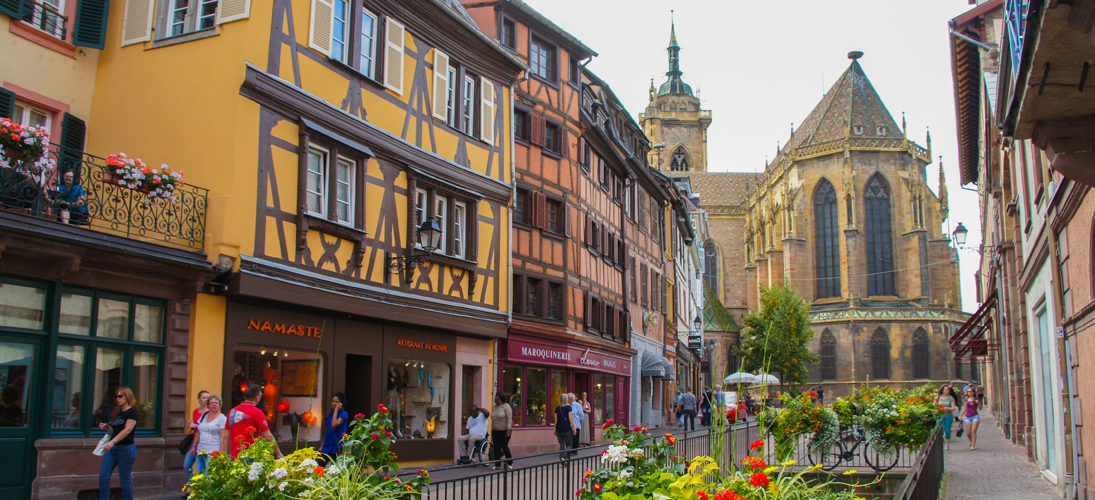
[
  {"xmin": 247, "ymin": 319, "xmax": 323, "ymax": 338},
  {"xmin": 397, "ymin": 339, "xmax": 449, "ymax": 352},
  {"xmin": 505, "ymin": 338, "xmax": 631, "ymax": 376}
]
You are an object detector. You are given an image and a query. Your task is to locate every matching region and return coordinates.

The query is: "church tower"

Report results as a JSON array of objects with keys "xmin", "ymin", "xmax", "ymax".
[{"xmin": 641, "ymin": 19, "xmax": 712, "ymax": 172}]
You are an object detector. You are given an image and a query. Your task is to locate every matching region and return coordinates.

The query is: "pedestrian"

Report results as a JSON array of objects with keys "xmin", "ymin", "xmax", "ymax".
[
  {"xmin": 579, "ymin": 392, "xmax": 592, "ymax": 445},
  {"xmin": 97, "ymin": 387, "xmax": 138, "ymax": 500},
  {"xmin": 191, "ymin": 395, "xmax": 228, "ymax": 475},
  {"xmin": 319, "ymin": 392, "xmax": 348, "ymax": 466},
  {"xmin": 183, "ymin": 390, "xmax": 209, "ymax": 479},
  {"xmin": 963, "ymin": 388, "xmax": 982, "ymax": 450},
  {"xmin": 817, "ymin": 388, "xmax": 825, "ymax": 405},
  {"xmin": 554, "ymin": 393, "xmax": 577, "ymax": 461},
  {"xmin": 568, "ymin": 393, "xmax": 583, "ymax": 451},
  {"xmin": 700, "ymin": 387, "xmax": 712, "ymax": 426},
  {"xmin": 976, "ymin": 384, "xmax": 986, "ymax": 406},
  {"xmin": 228, "ymin": 383, "xmax": 283, "ymax": 459},
  {"xmin": 936, "ymin": 385, "xmax": 959, "ymax": 450},
  {"xmin": 952, "ymin": 383, "xmax": 965, "ymax": 438},
  {"xmin": 491, "ymin": 393, "xmax": 513, "ymax": 470},
  {"xmin": 679, "ymin": 388, "xmax": 697, "ymax": 431},
  {"xmin": 673, "ymin": 390, "xmax": 683, "ymax": 427}
]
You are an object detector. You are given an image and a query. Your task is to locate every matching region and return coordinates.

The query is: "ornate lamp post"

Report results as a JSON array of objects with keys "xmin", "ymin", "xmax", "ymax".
[{"xmin": 388, "ymin": 217, "xmax": 443, "ymax": 275}]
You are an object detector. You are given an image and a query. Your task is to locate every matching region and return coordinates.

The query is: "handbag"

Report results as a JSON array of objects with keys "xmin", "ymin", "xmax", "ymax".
[{"xmin": 179, "ymin": 412, "xmax": 206, "ymax": 456}]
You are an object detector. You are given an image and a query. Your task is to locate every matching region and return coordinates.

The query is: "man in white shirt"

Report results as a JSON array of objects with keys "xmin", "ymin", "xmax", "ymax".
[
  {"xmin": 457, "ymin": 405, "xmax": 490, "ymax": 463},
  {"xmin": 568, "ymin": 393, "xmax": 583, "ymax": 450}
]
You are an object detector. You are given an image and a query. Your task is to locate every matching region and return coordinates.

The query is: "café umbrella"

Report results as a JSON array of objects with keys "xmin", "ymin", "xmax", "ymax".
[
  {"xmin": 752, "ymin": 373, "xmax": 780, "ymax": 385},
  {"xmin": 723, "ymin": 372, "xmax": 757, "ymax": 385}
]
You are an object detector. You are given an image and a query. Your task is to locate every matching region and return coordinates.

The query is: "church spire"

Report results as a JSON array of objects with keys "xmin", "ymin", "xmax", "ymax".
[{"xmin": 656, "ymin": 12, "xmax": 693, "ymax": 97}]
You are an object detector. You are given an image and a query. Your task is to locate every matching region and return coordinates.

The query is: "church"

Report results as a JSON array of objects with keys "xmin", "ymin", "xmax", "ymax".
[{"xmin": 642, "ymin": 23, "xmax": 969, "ymax": 397}]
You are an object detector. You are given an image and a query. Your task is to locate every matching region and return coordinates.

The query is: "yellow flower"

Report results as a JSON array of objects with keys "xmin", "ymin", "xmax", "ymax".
[
  {"xmin": 779, "ymin": 460, "xmax": 797, "ymax": 466},
  {"xmin": 191, "ymin": 474, "xmax": 204, "ymax": 481},
  {"xmin": 763, "ymin": 466, "xmax": 779, "ymax": 474},
  {"xmin": 809, "ymin": 463, "xmax": 824, "ymax": 470},
  {"xmin": 843, "ymin": 470, "xmax": 858, "ymax": 475}
]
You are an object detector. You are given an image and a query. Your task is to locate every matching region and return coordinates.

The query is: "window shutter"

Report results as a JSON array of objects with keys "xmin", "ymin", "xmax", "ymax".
[
  {"xmin": 217, "ymin": 0, "xmax": 251, "ymax": 24},
  {"xmin": 58, "ymin": 113, "xmax": 86, "ymax": 172},
  {"xmin": 531, "ymin": 114, "xmax": 545, "ymax": 146},
  {"xmin": 384, "ymin": 17, "xmax": 406, "ymax": 95},
  {"xmin": 120, "ymin": 0, "xmax": 154, "ymax": 46},
  {"xmin": 578, "ymin": 136, "xmax": 586, "ymax": 168},
  {"xmin": 73, "ymin": 0, "xmax": 110, "ymax": 49},
  {"xmin": 640, "ymin": 264, "xmax": 648, "ymax": 306},
  {"xmin": 480, "ymin": 77, "xmax": 496, "ymax": 144},
  {"xmin": 431, "ymin": 50, "xmax": 450, "ymax": 121},
  {"xmin": 563, "ymin": 204, "xmax": 572, "ymax": 237},
  {"xmin": 534, "ymin": 192, "xmax": 547, "ymax": 229},
  {"xmin": 622, "ymin": 242, "xmax": 629, "ymax": 269},
  {"xmin": 308, "ymin": 0, "xmax": 335, "ymax": 57},
  {"xmin": 584, "ymin": 292, "xmax": 592, "ymax": 330},
  {"xmin": 0, "ymin": 87, "xmax": 14, "ymax": 119},
  {"xmin": 0, "ymin": 0, "xmax": 20, "ymax": 19},
  {"xmin": 560, "ymin": 127, "xmax": 569, "ymax": 158}
]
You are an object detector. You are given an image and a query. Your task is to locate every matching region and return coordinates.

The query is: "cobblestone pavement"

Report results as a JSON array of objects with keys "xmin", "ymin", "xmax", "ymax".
[{"xmin": 943, "ymin": 413, "xmax": 1059, "ymax": 499}]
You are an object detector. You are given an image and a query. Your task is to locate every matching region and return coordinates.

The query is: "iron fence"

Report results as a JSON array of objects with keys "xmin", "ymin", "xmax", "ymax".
[
  {"xmin": 768, "ymin": 425, "xmax": 919, "ymax": 471},
  {"xmin": 0, "ymin": 143, "xmax": 208, "ymax": 250},
  {"xmin": 892, "ymin": 426, "xmax": 944, "ymax": 500}
]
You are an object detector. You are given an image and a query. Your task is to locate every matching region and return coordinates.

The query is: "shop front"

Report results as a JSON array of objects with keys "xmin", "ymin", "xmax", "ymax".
[
  {"xmin": 222, "ymin": 301, "xmax": 470, "ymax": 462},
  {"xmin": 497, "ymin": 333, "xmax": 632, "ymax": 455}
]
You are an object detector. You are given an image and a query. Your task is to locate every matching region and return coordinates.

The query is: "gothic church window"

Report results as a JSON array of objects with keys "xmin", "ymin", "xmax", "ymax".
[
  {"xmin": 670, "ymin": 147, "xmax": 689, "ymax": 171},
  {"xmin": 864, "ymin": 174, "xmax": 895, "ymax": 296},
  {"xmin": 912, "ymin": 328, "xmax": 930, "ymax": 379},
  {"xmin": 703, "ymin": 241, "xmax": 719, "ymax": 293},
  {"xmin": 820, "ymin": 330, "xmax": 836, "ymax": 381},
  {"xmin": 814, "ymin": 179, "xmax": 841, "ymax": 299},
  {"xmin": 870, "ymin": 328, "xmax": 891, "ymax": 380}
]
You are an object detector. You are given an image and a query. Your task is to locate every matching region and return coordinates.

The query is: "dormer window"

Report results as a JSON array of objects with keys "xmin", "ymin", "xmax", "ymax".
[
  {"xmin": 877, "ymin": 126, "xmax": 887, "ymax": 135},
  {"xmin": 853, "ymin": 125, "xmax": 863, "ymax": 135}
]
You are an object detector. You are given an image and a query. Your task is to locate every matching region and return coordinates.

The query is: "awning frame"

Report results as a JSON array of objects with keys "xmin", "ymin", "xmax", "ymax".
[{"xmin": 949, "ymin": 291, "xmax": 999, "ymax": 361}]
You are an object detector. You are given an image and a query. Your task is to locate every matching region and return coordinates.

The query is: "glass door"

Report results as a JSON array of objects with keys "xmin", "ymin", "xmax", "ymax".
[
  {"xmin": 1036, "ymin": 309, "xmax": 1058, "ymax": 473},
  {"xmin": 0, "ymin": 337, "xmax": 41, "ymax": 500}
]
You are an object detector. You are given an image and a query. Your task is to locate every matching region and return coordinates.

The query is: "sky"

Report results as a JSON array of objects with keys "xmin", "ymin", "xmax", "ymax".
[{"xmin": 518, "ymin": 0, "xmax": 984, "ymax": 313}]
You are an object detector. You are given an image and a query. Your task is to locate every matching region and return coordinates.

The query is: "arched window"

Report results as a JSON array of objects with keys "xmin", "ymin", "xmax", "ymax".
[
  {"xmin": 870, "ymin": 328, "xmax": 891, "ymax": 380},
  {"xmin": 703, "ymin": 241, "xmax": 719, "ymax": 293},
  {"xmin": 912, "ymin": 328, "xmax": 930, "ymax": 379},
  {"xmin": 814, "ymin": 179, "xmax": 841, "ymax": 299},
  {"xmin": 820, "ymin": 330, "xmax": 836, "ymax": 380},
  {"xmin": 670, "ymin": 147, "xmax": 690, "ymax": 171},
  {"xmin": 864, "ymin": 174, "xmax": 895, "ymax": 296}
]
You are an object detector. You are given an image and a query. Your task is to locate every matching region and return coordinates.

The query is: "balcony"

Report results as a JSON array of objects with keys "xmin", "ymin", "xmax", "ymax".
[
  {"xmin": 0, "ymin": 144, "xmax": 207, "ymax": 251},
  {"xmin": 17, "ymin": 0, "xmax": 67, "ymax": 40}
]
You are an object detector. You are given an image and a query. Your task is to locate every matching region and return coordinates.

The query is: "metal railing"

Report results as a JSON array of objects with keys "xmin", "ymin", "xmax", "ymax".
[
  {"xmin": 0, "ymin": 143, "xmax": 208, "ymax": 250},
  {"xmin": 769, "ymin": 424, "xmax": 919, "ymax": 471},
  {"xmin": 19, "ymin": 0, "xmax": 67, "ymax": 40},
  {"xmin": 891, "ymin": 426, "xmax": 944, "ymax": 500}
]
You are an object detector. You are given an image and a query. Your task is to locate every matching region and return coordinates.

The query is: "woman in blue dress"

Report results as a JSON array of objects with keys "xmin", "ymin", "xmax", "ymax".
[{"xmin": 320, "ymin": 392, "xmax": 348, "ymax": 466}]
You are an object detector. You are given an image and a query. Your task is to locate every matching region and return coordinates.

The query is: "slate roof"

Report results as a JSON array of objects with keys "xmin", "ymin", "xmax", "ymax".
[
  {"xmin": 791, "ymin": 58, "xmax": 903, "ymax": 148},
  {"xmin": 675, "ymin": 172, "xmax": 755, "ymax": 206}
]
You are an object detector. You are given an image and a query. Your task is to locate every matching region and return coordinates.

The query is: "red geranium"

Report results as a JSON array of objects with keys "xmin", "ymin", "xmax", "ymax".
[
  {"xmin": 697, "ymin": 492, "xmax": 710, "ymax": 500},
  {"xmin": 750, "ymin": 440, "xmax": 765, "ymax": 450},
  {"xmin": 370, "ymin": 433, "xmax": 380, "ymax": 440},
  {"xmin": 749, "ymin": 473, "xmax": 770, "ymax": 487},
  {"xmin": 713, "ymin": 490, "xmax": 744, "ymax": 500}
]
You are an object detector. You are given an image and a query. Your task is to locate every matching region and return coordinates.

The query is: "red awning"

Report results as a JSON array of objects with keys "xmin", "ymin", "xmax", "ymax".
[{"xmin": 949, "ymin": 291, "xmax": 999, "ymax": 361}]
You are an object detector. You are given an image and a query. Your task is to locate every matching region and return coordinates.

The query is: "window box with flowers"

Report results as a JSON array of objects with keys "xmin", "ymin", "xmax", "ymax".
[
  {"xmin": 103, "ymin": 153, "xmax": 185, "ymax": 201},
  {"xmin": 0, "ymin": 118, "xmax": 56, "ymax": 174}
]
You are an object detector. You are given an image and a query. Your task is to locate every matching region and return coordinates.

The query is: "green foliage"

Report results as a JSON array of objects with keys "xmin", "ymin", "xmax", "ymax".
[
  {"xmin": 577, "ymin": 423, "xmax": 688, "ymax": 499},
  {"xmin": 762, "ymin": 391, "xmax": 839, "ymax": 462},
  {"xmin": 734, "ymin": 283, "xmax": 817, "ymax": 390},
  {"xmin": 856, "ymin": 385, "xmax": 944, "ymax": 454}
]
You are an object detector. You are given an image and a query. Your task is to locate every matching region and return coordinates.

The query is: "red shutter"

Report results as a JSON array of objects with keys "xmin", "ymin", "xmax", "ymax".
[
  {"xmin": 532, "ymin": 114, "xmax": 546, "ymax": 146},
  {"xmin": 534, "ymin": 192, "xmax": 547, "ymax": 229},
  {"xmin": 584, "ymin": 292, "xmax": 592, "ymax": 330},
  {"xmin": 578, "ymin": 136, "xmax": 586, "ymax": 168},
  {"xmin": 585, "ymin": 214, "xmax": 593, "ymax": 249},
  {"xmin": 560, "ymin": 127, "xmax": 569, "ymax": 158},
  {"xmin": 564, "ymin": 204, "xmax": 572, "ymax": 237}
]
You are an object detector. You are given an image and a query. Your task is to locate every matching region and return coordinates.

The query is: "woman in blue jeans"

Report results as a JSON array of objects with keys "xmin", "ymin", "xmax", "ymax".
[
  {"xmin": 99, "ymin": 387, "xmax": 139, "ymax": 500},
  {"xmin": 936, "ymin": 385, "xmax": 959, "ymax": 450}
]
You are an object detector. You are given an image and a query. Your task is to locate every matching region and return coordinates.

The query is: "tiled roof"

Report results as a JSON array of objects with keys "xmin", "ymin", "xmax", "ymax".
[
  {"xmin": 704, "ymin": 283, "xmax": 739, "ymax": 333},
  {"xmin": 791, "ymin": 59, "xmax": 903, "ymax": 147},
  {"xmin": 675, "ymin": 172, "xmax": 755, "ymax": 206}
]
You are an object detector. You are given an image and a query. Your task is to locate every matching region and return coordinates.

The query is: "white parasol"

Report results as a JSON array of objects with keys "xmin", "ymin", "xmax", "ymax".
[{"xmin": 723, "ymin": 372, "xmax": 756, "ymax": 385}]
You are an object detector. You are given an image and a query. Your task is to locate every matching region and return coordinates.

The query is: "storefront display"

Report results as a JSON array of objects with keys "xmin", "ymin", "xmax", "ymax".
[
  {"xmin": 230, "ymin": 346, "xmax": 325, "ymax": 444},
  {"xmin": 387, "ymin": 360, "xmax": 449, "ymax": 439}
]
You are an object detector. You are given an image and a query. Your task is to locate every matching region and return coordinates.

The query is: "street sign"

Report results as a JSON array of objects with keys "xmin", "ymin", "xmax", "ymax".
[{"xmin": 688, "ymin": 334, "xmax": 703, "ymax": 350}]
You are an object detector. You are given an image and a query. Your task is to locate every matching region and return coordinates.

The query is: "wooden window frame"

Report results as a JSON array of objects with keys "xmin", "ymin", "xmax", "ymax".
[
  {"xmin": 514, "ymin": 107, "xmax": 531, "ymax": 144},
  {"xmin": 580, "ymin": 137, "xmax": 591, "ymax": 175},
  {"xmin": 528, "ymin": 32, "xmax": 558, "ymax": 85},
  {"xmin": 499, "ymin": 15, "xmax": 516, "ymax": 50},
  {"xmin": 569, "ymin": 54, "xmax": 580, "ymax": 89},
  {"xmin": 407, "ymin": 174, "xmax": 479, "ymax": 264},
  {"xmin": 300, "ymin": 133, "xmax": 367, "ymax": 232},
  {"xmin": 545, "ymin": 197, "xmax": 563, "ymax": 235},
  {"xmin": 543, "ymin": 120, "xmax": 562, "ymax": 158},
  {"xmin": 514, "ymin": 187, "xmax": 531, "ymax": 227},
  {"xmin": 640, "ymin": 263, "xmax": 649, "ymax": 307}
]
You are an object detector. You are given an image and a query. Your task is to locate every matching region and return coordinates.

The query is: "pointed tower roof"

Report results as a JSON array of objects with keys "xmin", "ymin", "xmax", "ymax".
[
  {"xmin": 791, "ymin": 52, "xmax": 902, "ymax": 147},
  {"xmin": 668, "ymin": 21, "xmax": 679, "ymax": 48},
  {"xmin": 657, "ymin": 16, "xmax": 693, "ymax": 97}
]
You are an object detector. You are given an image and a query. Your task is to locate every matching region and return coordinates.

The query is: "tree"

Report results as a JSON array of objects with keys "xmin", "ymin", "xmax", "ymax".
[{"xmin": 733, "ymin": 282, "xmax": 817, "ymax": 393}]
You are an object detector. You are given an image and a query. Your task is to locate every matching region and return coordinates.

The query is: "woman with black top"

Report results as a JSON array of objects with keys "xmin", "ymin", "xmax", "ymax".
[
  {"xmin": 98, "ymin": 387, "xmax": 139, "ymax": 500},
  {"xmin": 700, "ymin": 387, "xmax": 713, "ymax": 426},
  {"xmin": 554, "ymin": 393, "xmax": 577, "ymax": 461}
]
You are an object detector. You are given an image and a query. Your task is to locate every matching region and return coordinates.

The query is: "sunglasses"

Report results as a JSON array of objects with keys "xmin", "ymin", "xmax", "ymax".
[{"xmin": 115, "ymin": 394, "xmax": 125, "ymax": 399}]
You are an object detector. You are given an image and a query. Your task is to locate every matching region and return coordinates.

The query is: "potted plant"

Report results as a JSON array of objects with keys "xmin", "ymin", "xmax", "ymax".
[
  {"xmin": 103, "ymin": 153, "xmax": 146, "ymax": 188},
  {"xmin": 142, "ymin": 163, "xmax": 184, "ymax": 201},
  {"xmin": 0, "ymin": 118, "xmax": 50, "ymax": 164}
]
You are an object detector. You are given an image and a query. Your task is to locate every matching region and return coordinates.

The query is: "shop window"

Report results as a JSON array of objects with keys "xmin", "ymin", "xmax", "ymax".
[
  {"xmin": 526, "ymin": 367, "xmax": 547, "ymax": 425},
  {"xmin": 501, "ymin": 365, "xmax": 522, "ymax": 426},
  {"xmin": 0, "ymin": 341, "xmax": 34, "ymax": 427},
  {"xmin": 59, "ymin": 293, "xmax": 92, "ymax": 335},
  {"xmin": 605, "ymin": 377, "xmax": 615, "ymax": 422},
  {"xmin": 550, "ymin": 370, "xmax": 566, "ymax": 424},
  {"xmin": 593, "ymin": 373, "xmax": 604, "ymax": 423},
  {"xmin": 0, "ymin": 281, "xmax": 47, "ymax": 330},
  {"xmin": 231, "ymin": 347, "xmax": 325, "ymax": 444},
  {"xmin": 384, "ymin": 359, "xmax": 451, "ymax": 439},
  {"xmin": 53, "ymin": 344, "xmax": 85, "ymax": 429}
]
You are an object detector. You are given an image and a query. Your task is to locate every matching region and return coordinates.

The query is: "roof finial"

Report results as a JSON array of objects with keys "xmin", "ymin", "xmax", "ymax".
[
  {"xmin": 902, "ymin": 112, "xmax": 907, "ymax": 138},
  {"xmin": 848, "ymin": 51, "xmax": 864, "ymax": 60}
]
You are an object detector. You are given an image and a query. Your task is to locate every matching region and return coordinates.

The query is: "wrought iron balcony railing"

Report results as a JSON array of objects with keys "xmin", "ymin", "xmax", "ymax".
[
  {"xmin": 0, "ymin": 144, "xmax": 208, "ymax": 251},
  {"xmin": 19, "ymin": 0, "xmax": 67, "ymax": 40},
  {"xmin": 1004, "ymin": 0, "xmax": 1029, "ymax": 80}
]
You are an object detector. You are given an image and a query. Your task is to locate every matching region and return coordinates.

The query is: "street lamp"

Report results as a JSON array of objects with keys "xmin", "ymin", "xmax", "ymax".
[
  {"xmin": 388, "ymin": 216, "xmax": 443, "ymax": 273},
  {"xmin": 693, "ymin": 315, "xmax": 703, "ymax": 333},
  {"xmin": 952, "ymin": 222, "xmax": 968, "ymax": 247}
]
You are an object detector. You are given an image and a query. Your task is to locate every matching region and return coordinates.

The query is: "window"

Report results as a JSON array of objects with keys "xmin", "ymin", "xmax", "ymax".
[
  {"xmin": 358, "ymin": 8, "xmax": 378, "ymax": 77},
  {"xmin": 912, "ymin": 328, "xmax": 930, "ymax": 379},
  {"xmin": 529, "ymin": 35, "xmax": 556, "ymax": 81},
  {"xmin": 525, "ymin": 368, "xmax": 547, "ymax": 425},
  {"xmin": 163, "ymin": 0, "xmax": 218, "ymax": 38},
  {"xmin": 814, "ymin": 179, "xmax": 841, "ymax": 299},
  {"xmin": 625, "ymin": 183, "xmax": 633, "ymax": 218},
  {"xmin": 331, "ymin": 0, "xmax": 350, "ymax": 62},
  {"xmin": 548, "ymin": 283, "xmax": 562, "ymax": 319},
  {"xmin": 546, "ymin": 198, "xmax": 561, "ymax": 233},
  {"xmin": 500, "ymin": 17, "xmax": 516, "ymax": 49},
  {"xmin": 703, "ymin": 241, "xmax": 719, "ymax": 292},
  {"xmin": 306, "ymin": 145, "xmax": 357, "ymax": 227},
  {"xmin": 20, "ymin": 0, "xmax": 65, "ymax": 38},
  {"xmin": 600, "ymin": 158, "xmax": 609, "ymax": 190},
  {"xmin": 453, "ymin": 202, "xmax": 467, "ymax": 259},
  {"xmin": 446, "ymin": 67, "xmax": 458, "ymax": 126},
  {"xmin": 462, "ymin": 75, "xmax": 476, "ymax": 136},
  {"xmin": 820, "ymin": 330, "xmax": 836, "ymax": 380},
  {"xmin": 670, "ymin": 146, "xmax": 689, "ymax": 171},
  {"xmin": 528, "ymin": 277, "xmax": 541, "ymax": 316},
  {"xmin": 569, "ymin": 55, "xmax": 580, "ymax": 86},
  {"xmin": 545, "ymin": 122, "xmax": 559, "ymax": 155},
  {"xmin": 638, "ymin": 190, "xmax": 647, "ymax": 229},
  {"xmin": 514, "ymin": 274, "xmax": 563, "ymax": 320},
  {"xmin": 589, "ymin": 296, "xmax": 602, "ymax": 333},
  {"xmin": 414, "ymin": 188, "xmax": 428, "ymax": 227},
  {"xmin": 640, "ymin": 263, "xmax": 649, "ymax": 306},
  {"xmin": 581, "ymin": 138, "xmax": 591, "ymax": 173},
  {"xmin": 514, "ymin": 187, "xmax": 530, "ymax": 225},
  {"xmin": 870, "ymin": 328, "xmax": 891, "ymax": 380},
  {"xmin": 614, "ymin": 178, "xmax": 623, "ymax": 204},
  {"xmin": 864, "ymin": 174, "xmax": 895, "ymax": 296},
  {"xmin": 514, "ymin": 109, "xmax": 530, "ymax": 142},
  {"xmin": 434, "ymin": 197, "xmax": 447, "ymax": 254},
  {"xmin": 11, "ymin": 101, "xmax": 50, "ymax": 129},
  {"xmin": 630, "ymin": 257, "xmax": 637, "ymax": 302},
  {"xmin": 501, "ymin": 365, "xmax": 523, "ymax": 426},
  {"xmin": 1057, "ymin": 230, "xmax": 1071, "ymax": 318}
]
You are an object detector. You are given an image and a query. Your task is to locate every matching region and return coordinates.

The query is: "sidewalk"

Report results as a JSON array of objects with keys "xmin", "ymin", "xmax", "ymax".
[{"xmin": 942, "ymin": 413, "xmax": 1059, "ymax": 499}]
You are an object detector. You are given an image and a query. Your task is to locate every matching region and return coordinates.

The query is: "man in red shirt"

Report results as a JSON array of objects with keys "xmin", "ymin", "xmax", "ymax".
[{"xmin": 228, "ymin": 383, "xmax": 283, "ymax": 459}]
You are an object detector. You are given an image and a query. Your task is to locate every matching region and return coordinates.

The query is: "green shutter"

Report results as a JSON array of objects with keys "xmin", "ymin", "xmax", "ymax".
[
  {"xmin": 74, "ymin": 0, "xmax": 109, "ymax": 49},
  {"xmin": 0, "ymin": 87, "xmax": 14, "ymax": 119},
  {"xmin": 59, "ymin": 113, "xmax": 86, "ymax": 172},
  {"xmin": 0, "ymin": 0, "xmax": 22, "ymax": 19}
]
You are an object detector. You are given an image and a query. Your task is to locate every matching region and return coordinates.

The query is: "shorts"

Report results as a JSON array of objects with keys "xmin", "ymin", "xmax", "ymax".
[{"xmin": 964, "ymin": 415, "xmax": 980, "ymax": 423}]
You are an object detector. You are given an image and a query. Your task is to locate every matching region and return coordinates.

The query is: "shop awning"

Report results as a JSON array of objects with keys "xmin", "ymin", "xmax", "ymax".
[
  {"xmin": 640, "ymin": 351, "xmax": 666, "ymax": 377},
  {"xmin": 949, "ymin": 291, "xmax": 999, "ymax": 361},
  {"xmin": 660, "ymin": 357, "xmax": 676, "ymax": 381}
]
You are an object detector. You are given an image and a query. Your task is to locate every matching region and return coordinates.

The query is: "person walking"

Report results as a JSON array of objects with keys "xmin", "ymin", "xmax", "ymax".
[
  {"xmin": 678, "ymin": 389, "xmax": 697, "ymax": 431},
  {"xmin": 554, "ymin": 394, "xmax": 577, "ymax": 461},
  {"xmin": 191, "ymin": 395, "xmax": 228, "ymax": 475},
  {"xmin": 673, "ymin": 390, "xmax": 683, "ymax": 427},
  {"xmin": 491, "ymin": 393, "xmax": 513, "ymax": 470},
  {"xmin": 320, "ymin": 392, "xmax": 348, "ymax": 465},
  {"xmin": 936, "ymin": 385, "xmax": 959, "ymax": 450},
  {"xmin": 183, "ymin": 390, "xmax": 209, "ymax": 479},
  {"xmin": 579, "ymin": 392, "xmax": 592, "ymax": 445},
  {"xmin": 98, "ymin": 387, "xmax": 138, "ymax": 500},
  {"xmin": 976, "ymin": 384, "xmax": 986, "ymax": 406},
  {"xmin": 568, "ymin": 393, "xmax": 583, "ymax": 451},
  {"xmin": 951, "ymin": 383, "xmax": 965, "ymax": 437},
  {"xmin": 700, "ymin": 387, "xmax": 712, "ymax": 426},
  {"xmin": 228, "ymin": 383, "xmax": 283, "ymax": 459},
  {"xmin": 963, "ymin": 388, "xmax": 983, "ymax": 450}
]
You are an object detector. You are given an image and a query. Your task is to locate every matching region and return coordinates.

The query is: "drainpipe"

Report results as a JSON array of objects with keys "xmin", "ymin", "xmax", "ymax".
[{"xmin": 1047, "ymin": 225, "xmax": 1076, "ymax": 496}]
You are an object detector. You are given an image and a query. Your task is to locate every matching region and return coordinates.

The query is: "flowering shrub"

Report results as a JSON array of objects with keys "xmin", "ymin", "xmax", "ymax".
[
  {"xmin": 762, "ymin": 391, "xmax": 839, "ymax": 461},
  {"xmin": 0, "ymin": 119, "xmax": 55, "ymax": 174},
  {"xmin": 858, "ymin": 385, "xmax": 943, "ymax": 454},
  {"xmin": 577, "ymin": 424, "xmax": 687, "ymax": 499},
  {"xmin": 103, "ymin": 152, "xmax": 184, "ymax": 200}
]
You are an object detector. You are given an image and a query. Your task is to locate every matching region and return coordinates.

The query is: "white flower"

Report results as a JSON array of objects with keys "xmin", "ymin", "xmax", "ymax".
[
  {"xmin": 305, "ymin": 477, "xmax": 314, "ymax": 483},
  {"xmin": 601, "ymin": 445, "xmax": 631, "ymax": 465},
  {"xmin": 247, "ymin": 462, "xmax": 263, "ymax": 481},
  {"xmin": 326, "ymin": 464, "xmax": 341, "ymax": 476},
  {"xmin": 617, "ymin": 469, "xmax": 632, "ymax": 480},
  {"xmin": 269, "ymin": 467, "xmax": 288, "ymax": 479},
  {"xmin": 278, "ymin": 481, "xmax": 288, "ymax": 491},
  {"xmin": 628, "ymin": 449, "xmax": 644, "ymax": 459},
  {"xmin": 299, "ymin": 459, "xmax": 319, "ymax": 469}
]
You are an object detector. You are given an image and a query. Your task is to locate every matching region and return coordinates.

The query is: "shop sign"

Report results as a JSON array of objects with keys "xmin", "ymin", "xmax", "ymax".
[
  {"xmin": 247, "ymin": 319, "xmax": 323, "ymax": 338},
  {"xmin": 396, "ymin": 339, "xmax": 449, "ymax": 352},
  {"xmin": 506, "ymin": 338, "xmax": 631, "ymax": 376},
  {"xmin": 688, "ymin": 334, "xmax": 703, "ymax": 350}
]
